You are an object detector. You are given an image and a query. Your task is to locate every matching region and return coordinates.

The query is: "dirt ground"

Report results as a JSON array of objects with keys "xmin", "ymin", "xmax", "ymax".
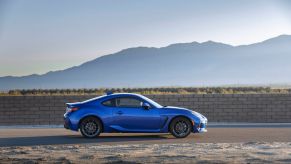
[{"xmin": 0, "ymin": 142, "xmax": 291, "ymax": 164}]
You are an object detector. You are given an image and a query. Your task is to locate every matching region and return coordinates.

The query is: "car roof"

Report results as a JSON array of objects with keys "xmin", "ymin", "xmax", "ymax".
[
  {"xmin": 106, "ymin": 93, "xmax": 143, "ymax": 98},
  {"xmin": 82, "ymin": 92, "xmax": 163, "ymax": 108},
  {"xmin": 83, "ymin": 93, "xmax": 143, "ymax": 102},
  {"xmin": 82, "ymin": 93, "xmax": 151, "ymax": 105}
]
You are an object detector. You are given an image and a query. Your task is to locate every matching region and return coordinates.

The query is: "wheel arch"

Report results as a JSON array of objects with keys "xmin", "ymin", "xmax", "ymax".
[
  {"xmin": 78, "ymin": 115, "xmax": 104, "ymax": 132},
  {"xmin": 168, "ymin": 115, "xmax": 193, "ymax": 132}
]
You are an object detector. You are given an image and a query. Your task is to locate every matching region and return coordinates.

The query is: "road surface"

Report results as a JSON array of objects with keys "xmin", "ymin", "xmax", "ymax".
[{"xmin": 1, "ymin": 127, "xmax": 291, "ymax": 147}]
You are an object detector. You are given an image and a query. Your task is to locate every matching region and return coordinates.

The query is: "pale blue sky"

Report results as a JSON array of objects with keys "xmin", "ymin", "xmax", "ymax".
[{"xmin": 0, "ymin": 0, "xmax": 291, "ymax": 76}]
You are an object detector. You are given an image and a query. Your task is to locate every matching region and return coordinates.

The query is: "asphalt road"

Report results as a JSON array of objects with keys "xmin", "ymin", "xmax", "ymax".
[{"xmin": 1, "ymin": 127, "xmax": 291, "ymax": 147}]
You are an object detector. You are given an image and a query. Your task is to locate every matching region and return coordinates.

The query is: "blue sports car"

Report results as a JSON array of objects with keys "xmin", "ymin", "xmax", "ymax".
[{"xmin": 64, "ymin": 93, "xmax": 207, "ymax": 138}]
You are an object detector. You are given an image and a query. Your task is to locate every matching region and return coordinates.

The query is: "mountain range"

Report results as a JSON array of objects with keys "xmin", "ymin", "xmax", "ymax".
[{"xmin": 1, "ymin": 35, "xmax": 291, "ymax": 90}]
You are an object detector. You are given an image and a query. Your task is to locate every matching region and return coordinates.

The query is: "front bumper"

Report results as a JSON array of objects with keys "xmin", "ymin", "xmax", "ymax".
[
  {"xmin": 193, "ymin": 122, "xmax": 207, "ymax": 133},
  {"xmin": 198, "ymin": 127, "xmax": 207, "ymax": 133}
]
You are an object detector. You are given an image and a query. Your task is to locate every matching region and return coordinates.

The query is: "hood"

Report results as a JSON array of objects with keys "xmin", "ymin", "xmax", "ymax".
[
  {"xmin": 163, "ymin": 106, "xmax": 207, "ymax": 121},
  {"xmin": 163, "ymin": 106, "xmax": 192, "ymax": 112},
  {"xmin": 191, "ymin": 110, "xmax": 207, "ymax": 121}
]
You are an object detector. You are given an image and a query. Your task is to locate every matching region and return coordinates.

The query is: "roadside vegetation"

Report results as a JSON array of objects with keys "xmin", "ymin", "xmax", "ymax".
[{"xmin": 0, "ymin": 87, "xmax": 291, "ymax": 96}]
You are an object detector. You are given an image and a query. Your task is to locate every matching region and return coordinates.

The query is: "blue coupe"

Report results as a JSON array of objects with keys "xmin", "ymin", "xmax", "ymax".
[{"xmin": 64, "ymin": 93, "xmax": 207, "ymax": 138}]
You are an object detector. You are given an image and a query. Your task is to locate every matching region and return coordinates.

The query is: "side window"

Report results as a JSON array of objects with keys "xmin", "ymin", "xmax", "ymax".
[
  {"xmin": 102, "ymin": 99, "xmax": 116, "ymax": 107},
  {"xmin": 116, "ymin": 97, "xmax": 142, "ymax": 108}
]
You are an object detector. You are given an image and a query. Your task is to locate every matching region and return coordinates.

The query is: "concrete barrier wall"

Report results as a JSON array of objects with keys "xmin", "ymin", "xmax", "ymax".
[{"xmin": 0, "ymin": 94, "xmax": 291, "ymax": 125}]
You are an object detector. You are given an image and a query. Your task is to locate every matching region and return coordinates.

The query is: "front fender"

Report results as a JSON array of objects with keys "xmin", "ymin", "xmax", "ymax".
[{"xmin": 158, "ymin": 108, "xmax": 206, "ymax": 133}]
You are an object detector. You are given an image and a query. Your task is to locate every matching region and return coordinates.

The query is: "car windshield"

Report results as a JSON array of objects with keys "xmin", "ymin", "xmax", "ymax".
[{"xmin": 139, "ymin": 95, "xmax": 163, "ymax": 108}]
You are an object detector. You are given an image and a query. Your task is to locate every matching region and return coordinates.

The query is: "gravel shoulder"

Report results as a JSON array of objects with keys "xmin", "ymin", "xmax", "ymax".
[
  {"xmin": 1, "ymin": 142, "xmax": 291, "ymax": 163},
  {"xmin": 1, "ymin": 127, "xmax": 291, "ymax": 163}
]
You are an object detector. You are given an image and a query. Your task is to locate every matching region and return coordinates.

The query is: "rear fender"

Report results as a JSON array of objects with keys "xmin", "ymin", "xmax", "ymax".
[{"xmin": 69, "ymin": 107, "xmax": 112, "ymax": 132}]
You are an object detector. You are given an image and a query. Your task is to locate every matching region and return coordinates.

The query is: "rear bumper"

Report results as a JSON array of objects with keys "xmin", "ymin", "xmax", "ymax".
[
  {"xmin": 64, "ymin": 117, "xmax": 71, "ymax": 130},
  {"xmin": 64, "ymin": 113, "xmax": 79, "ymax": 131}
]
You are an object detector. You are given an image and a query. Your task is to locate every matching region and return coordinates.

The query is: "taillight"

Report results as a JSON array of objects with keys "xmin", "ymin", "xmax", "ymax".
[
  {"xmin": 66, "ymin": 107, "xmax": 79, "ymax": 113},
  {"xmin": 71, "ymin": 107, "xmax": 79, "ymax": 112}
]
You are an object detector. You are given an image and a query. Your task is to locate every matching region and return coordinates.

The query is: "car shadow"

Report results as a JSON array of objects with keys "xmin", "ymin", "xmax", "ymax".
[{"xmin": 0, "ymin": 134, "xmax": 173, "ymax": 147}]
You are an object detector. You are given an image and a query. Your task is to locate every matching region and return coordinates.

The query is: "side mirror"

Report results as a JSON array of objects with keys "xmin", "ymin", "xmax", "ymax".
[{"xmin": 142, "ymin": 102, "xmax": 151, "ymax": 110}]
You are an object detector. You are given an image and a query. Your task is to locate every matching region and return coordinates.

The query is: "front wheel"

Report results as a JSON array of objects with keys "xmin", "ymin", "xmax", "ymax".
[
  {"xmin": 169, "ymin": 117, "xmax": 192, "ymax": 138},
  {"xmin": 80, "ymin": 117, "xmax": 102, "ymax": 138}
]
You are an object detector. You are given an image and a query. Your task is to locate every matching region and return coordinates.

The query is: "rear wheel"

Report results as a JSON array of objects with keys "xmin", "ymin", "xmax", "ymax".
[
  {"xmin": 170, "ymin": 117, "xmax": 192, "ymax": 138},
  {"xmin": 80, "ymin": 117, "xmax": 102, "ymax": 138}
]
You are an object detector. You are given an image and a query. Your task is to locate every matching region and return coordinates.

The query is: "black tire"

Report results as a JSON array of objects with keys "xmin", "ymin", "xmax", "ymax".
[
  {"xmin": 169, "ymin": 117, "xmax": 192, "ymax": 138},
  {"xmin": 80, "ymin": 117, "xmax": 102, "ymax": 138}
]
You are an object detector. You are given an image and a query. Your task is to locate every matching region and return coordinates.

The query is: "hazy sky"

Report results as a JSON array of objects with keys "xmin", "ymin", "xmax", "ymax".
[{"xmin": 0, "ymin": 0, "xmax": 291, "ymax": 77}]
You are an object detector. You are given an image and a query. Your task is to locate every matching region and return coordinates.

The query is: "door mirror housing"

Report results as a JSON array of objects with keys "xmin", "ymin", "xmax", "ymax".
[{"xmin": 142, "ymin": 102, "xmax": 151, "ymax": 110}]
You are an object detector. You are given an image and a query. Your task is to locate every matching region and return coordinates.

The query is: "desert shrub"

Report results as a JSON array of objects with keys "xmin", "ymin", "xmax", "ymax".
[{"xmin": 1, "ymin": 86, "xmax": 291, "ymax": 96}]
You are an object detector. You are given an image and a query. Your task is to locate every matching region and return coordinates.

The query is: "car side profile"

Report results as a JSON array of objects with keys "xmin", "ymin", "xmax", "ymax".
[{"xmin": 64, "ymin": 93, "xmax": 207, "ymax": 138}]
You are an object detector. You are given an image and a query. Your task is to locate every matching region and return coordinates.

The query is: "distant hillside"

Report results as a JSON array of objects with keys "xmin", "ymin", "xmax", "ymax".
[{"xmin": 1, "ymin": 35, "xmax": 291, "ymax": 90}]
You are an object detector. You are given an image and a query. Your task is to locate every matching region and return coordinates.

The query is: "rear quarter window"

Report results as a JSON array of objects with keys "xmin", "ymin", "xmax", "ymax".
[{"xmin": 102, "ymin": 99, "xmax": 115, "ymax": 107}]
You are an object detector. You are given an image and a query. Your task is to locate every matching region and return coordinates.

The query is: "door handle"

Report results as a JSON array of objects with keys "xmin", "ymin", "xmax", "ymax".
[{"xmin": 116, "ymin": 111, "xmax": 123, "ymax": 115}]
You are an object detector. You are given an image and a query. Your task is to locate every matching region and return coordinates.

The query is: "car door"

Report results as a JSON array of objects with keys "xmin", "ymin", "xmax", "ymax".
[{"xmin": 112, "ymin": 97, "xmax": 162, "ymax": 132}]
